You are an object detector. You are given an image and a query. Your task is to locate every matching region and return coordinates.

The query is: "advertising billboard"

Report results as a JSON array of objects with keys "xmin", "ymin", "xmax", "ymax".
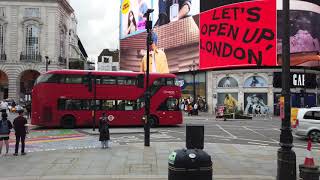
[
  {"xmin": 244, "ymin": 93, "xmax": 268, "ymax": 114},
  {"xmin": 277, "ymin": 1, "xmax": 320, "ymax": 66},
  {"xmin": 120, "ymin": 0, "xmax": 200, "ymax": 73},
  {"xmin": 120, "ymin": 0, "xmax": 199, "ymax": 39},
  {"xmin": 199, "ymin": 0, "xmax": 277, "ymax": 70},
  {"xmin": 120, "ymin": 0, "xmax": 153, "ymax": 39}
]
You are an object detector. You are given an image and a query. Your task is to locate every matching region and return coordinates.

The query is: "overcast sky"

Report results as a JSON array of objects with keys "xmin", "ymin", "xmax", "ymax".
[{"xmin": 69, "ymin": 0, "xmax": 120, "ymax": 61}]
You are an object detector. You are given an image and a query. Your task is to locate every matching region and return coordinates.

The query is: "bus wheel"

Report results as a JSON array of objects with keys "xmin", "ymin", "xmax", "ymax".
[
  {"xmin": 61, "ymin": 115, "xmax": 76, "ymax": 129},
  {"xmin": 149, "ymin": 115, "xmax": 158, "ymax": 128}
]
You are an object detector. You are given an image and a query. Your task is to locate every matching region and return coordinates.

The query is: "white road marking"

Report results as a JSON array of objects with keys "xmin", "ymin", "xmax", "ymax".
[
  {"xmin": 216, "ymin": 124, "xmax": 237, "ymax": 139},
  {"xmin": 247, "ymin": 142, "xmax": 269, "ymax": 146},
  {"xmin": 206, "ymin": 134, "xmax": 278, "ymax": 144},
  {"xmin": 273, "ymin": 128, "xmax": 301, "ymax": 138},
  {"xmin": 243, "ymin": 126, "xmax": 279, "ymax": 143}
]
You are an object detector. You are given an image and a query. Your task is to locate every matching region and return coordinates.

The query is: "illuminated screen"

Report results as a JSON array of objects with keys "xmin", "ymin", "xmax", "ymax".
[{"xmin": 199, "ymin": 0, "xmax": 277, "ymax": 69}]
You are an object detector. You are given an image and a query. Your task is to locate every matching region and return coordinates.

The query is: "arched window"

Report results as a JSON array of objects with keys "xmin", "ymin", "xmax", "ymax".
[
  {"xmin": 244, "ymin": 76, "xmax": 267, "ymax": 87},
  {"xmin": 218, "ymin": 77, "xmax": 238, "ymax": 88},
  {"xmin": 60, "ymin": 29, "xmax": 65, "ymax": 58},
  {"xmin": 25, "ymin": 25, "xmax": 40, "ymax": 60}
]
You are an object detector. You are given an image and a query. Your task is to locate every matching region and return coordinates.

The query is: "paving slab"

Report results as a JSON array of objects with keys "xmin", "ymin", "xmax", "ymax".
[{"xmin": 0, "ymin": 142, "xmax": 317, "ymax": 180}]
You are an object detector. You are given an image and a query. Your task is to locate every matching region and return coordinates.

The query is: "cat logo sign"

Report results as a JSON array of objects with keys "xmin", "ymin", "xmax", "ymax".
[{"xmin": 121, "ymin": 0, "xmax": 130, "ymax": 14}]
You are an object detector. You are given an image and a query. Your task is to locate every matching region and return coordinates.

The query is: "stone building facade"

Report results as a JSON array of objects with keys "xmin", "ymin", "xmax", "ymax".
[{"xmin": 0, "ymin": 0, "xmax": 85, "ymax": 101}]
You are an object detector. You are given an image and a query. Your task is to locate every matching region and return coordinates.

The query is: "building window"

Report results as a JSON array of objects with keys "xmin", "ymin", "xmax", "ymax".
[
  {"xmin": 244, "ymin": 76, "xmax": 267, "ymax": 88},
  {"xmin": 25, "ymin": 25, "xmax": 40, "ymax": 59},
  {"xmin": 60, "ymin": 30, "xmax": 65, "ymax": 58},
  {"xmin": 0, "ymin": 7, "xmax": 5, "ymax": 17},
  {"xmin": 0, "ymin": 24, "xmax": 4, "ymax": 55},
  {"xmin": 218, "ymin": 77, "xmax": 238, "ymax": 88},
  {"xmin": 25, "ymin": 8, "xmax": 40, "ymax": 18},
  {"xmin": 112, "ymin": 66, "xmax": 117, "ymax": 71}
]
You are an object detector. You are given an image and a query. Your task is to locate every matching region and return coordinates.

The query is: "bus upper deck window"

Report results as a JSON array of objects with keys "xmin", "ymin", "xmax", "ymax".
[{"xmin": 137, "ymin": 74, "xmax": 144, "ymax": 88}]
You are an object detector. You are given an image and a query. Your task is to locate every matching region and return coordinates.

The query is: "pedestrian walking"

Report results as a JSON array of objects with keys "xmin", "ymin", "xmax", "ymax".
[
  {"xmin": 0, "ymin": 101, "xmax": 8, "ymax": 113},
  {"xmin": 99, "ymin": 112, "xmax": 111, "ymax": 149},
  {"xmin": 193, "ymin": 102, "xmax": 198, "ymax": 115},
  {"xmin": 26, "ymin": 102, "xmax": 31, "ymax": 119},
  {"xmin": 0, "ymin": 112, "xmax": 12, "ymax": 155},
  {"xmin": 13, "ymin": 109, "xmax": 28, "ymax": 156}
]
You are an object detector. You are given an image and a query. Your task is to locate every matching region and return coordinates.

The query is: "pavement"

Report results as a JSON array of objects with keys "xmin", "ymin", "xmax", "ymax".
[
  {"xmin": 0, "ymin": 112, "xmax": 316, "ymax": 180},
  {"xmin": 0, "ymin": 141, "xmax": 318, "ymax": 180}
]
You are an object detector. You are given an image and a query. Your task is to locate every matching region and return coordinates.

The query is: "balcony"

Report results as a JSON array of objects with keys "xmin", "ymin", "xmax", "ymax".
[
  {"xmin": 20, "ymin": 52, "xmax": 42, "ymax": 62},
  {"xmin": 0, "ymin": 53, "xmax": 6, "ymax": 61},
  {"xmin": 58, "ymin": 56, "xmax": 67, "ymax": 65}
]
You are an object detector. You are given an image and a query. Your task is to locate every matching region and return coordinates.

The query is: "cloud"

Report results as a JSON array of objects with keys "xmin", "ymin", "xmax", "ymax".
[{"xmin": 69, "ymin": 0, "xmax": 120, "ymax": 60}]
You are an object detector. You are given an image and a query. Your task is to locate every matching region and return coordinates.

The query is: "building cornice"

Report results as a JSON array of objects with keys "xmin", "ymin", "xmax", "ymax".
[
  {"xmin": 0, "ymin": 0, "xmax": 74, "ymax": 14},
  {"xmin": 58, "ymin": 0, "xmax": 74, "ymax": 14}
]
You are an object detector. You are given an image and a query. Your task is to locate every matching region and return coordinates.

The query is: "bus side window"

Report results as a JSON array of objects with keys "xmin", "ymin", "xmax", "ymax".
[
  {"xmin": 101, "ymin": 100, "xmax": 116, "ymax": 110},
  {"xmin": 157, "ymin": 98, "xmax": 179, "ymax": 111},
  {"xmin": 117, "ymin": 100, "xmax": 136, "ymax": 111},
  {"xmin": 58, "ymin": 99, "xmax": 66, "ymax": 110},
  {"xmin": 166, "ymin": 78, "xmax": 175, "ymax": 86},
  {"xmin": 137, "ymin": 74, "xmax": 144, "ymax": 88},
  {"xmin": 101, "ymin": 76, "xmax": 116, "ymax": 84},
  {"xmin": 65, "ymin": 75, "xmax": 83, "ymax": 84}
]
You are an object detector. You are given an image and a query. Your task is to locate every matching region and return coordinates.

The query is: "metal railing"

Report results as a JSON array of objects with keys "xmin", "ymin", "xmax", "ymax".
[{"xmin": 20, "ymin": 52, "xmax": 42, "ymax": 62}]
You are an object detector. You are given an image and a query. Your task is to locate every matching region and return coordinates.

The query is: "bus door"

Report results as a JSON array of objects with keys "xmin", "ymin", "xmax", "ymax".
[{"xmin": 157, "ymin": 97, "xmax": 181, "ymax": 125}]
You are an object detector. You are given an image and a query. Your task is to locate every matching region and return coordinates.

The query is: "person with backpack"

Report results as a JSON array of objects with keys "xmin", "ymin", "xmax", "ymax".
[
  {"xmin": 0, "ymin": 112, "xmax": 13, "ymax": 155},
  {"xmin": 13, "ymin": 109, "xmax": 28, "ymax": 156},
  {"xmin": 99, "ymin": 112, "xmax": 111, "ymax": 149}
]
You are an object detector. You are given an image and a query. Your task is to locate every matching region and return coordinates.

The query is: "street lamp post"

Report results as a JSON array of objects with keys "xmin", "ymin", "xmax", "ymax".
[
  {"xmin": 277, "ymin": 0, "xmax": 296, "ymax": 179},
  {"xmin": 144, "ymin": 9, "xmax": 154, "ymax": 147},
  {"xmin": 45, "ymin": 56, "xmax": 51, "ymax": 72},
  {"xmin": 189, "ymin": 63, "xmax": 197, "ymax": 102}
]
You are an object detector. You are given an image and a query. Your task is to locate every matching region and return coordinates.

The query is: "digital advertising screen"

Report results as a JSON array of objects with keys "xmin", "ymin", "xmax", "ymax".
[
  {"xmin": 120, "ymin": 0, "xmax": 200, "ymax": 73},
  {"xmin": 277, "ymin": 0, "xmax": 320, "ymax": 67},
  {"xmin": 120, "ymin": 0, "xmax": 153, "ymax": 39},
  {"xmin": 199, "ymin": 0, "xmax": 277, "ymax": 70}
]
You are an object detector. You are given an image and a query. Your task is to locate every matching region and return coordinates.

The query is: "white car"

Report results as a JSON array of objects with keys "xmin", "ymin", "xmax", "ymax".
[{"xmin": 293, "ymin": 107, "xmax": 320, "ymax": 142}]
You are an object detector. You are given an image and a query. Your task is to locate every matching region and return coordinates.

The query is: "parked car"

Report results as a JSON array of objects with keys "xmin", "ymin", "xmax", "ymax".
[{"xmin": 293, "ymin": 107, "xmax": 320, "ymax": 142}]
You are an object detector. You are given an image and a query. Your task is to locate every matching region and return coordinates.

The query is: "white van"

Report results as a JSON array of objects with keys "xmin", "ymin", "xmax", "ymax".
[{"xmin": 293, "ymin": 107, "xmax": 320, "ymax": 142}]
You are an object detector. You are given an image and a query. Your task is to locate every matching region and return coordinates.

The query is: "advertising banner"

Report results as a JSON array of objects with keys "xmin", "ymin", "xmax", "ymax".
[
  {"xmin": 244, "ymin": 93, "xmax": 268, "ymax": 114},
  {"xmin": 120, "ymin": 0, "xmax": 153, "ymax": 39},
  {"xmin": 277, "ymin": 10, "xmax": 320, "ymax": 54},
  {"xmin": 199, "ymin": 0, "xmax": 277, "ymax": 69},
  {"xmin": 120, "ymin": 0, "xmax": 200, "ymax": 39}
]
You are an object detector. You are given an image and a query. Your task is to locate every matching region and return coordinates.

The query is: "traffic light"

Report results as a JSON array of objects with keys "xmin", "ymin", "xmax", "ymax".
[{"xmin": 86, "ymin": 72, "xmax": 93, "ymax": 92}]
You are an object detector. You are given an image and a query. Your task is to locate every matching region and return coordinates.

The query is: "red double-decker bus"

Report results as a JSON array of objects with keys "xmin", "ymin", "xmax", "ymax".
[{"xmin": 31, "ymin": 70, "xmax": 182, "ymax": 128}]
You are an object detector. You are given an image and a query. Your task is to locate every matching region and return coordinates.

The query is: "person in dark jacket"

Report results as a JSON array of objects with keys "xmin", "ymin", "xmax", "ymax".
[
  {"xmin": 13, "ymin": 109, "xmax": 28, "ymax": 156},
  {"xmin": 99, "ymin": 112, "xmax": 110, "ymax": 149},
  {"xmin": 0, "ymin": 112, "xmax": 12, "ymax": 155}
]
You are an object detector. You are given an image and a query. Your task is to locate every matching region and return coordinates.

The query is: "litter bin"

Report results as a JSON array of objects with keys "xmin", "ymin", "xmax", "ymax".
[{"xmin": 168, "ymin": 148, "xmax": 212, "ymax": 180}]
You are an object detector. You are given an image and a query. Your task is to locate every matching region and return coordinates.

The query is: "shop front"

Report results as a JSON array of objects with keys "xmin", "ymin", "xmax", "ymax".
[{"xmin": 273, "ymin": 72, "xmax": 317, "ymax": 115}]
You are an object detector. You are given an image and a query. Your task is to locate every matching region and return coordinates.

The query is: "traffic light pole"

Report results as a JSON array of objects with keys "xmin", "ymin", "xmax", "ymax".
[
  {"xmin": 93, "ymin": 75, "xmax": 96, "ymax": 131},
  {"xmin": 144, "ymin": 9, "xmax": 154, "ymax": 147},
  {"xmin": 277, "ymin": 0, "xmax": 296, "ymax": 179}
]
